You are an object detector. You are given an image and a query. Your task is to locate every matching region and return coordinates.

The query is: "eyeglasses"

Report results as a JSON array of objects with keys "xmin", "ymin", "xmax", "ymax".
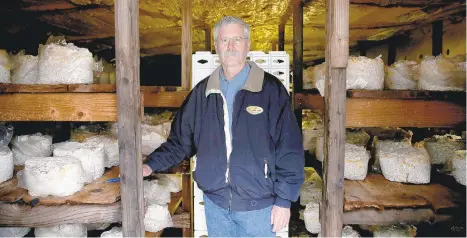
[{"xmin": 217, "ymin": 36, "xmax": 248, "ymax": 45}]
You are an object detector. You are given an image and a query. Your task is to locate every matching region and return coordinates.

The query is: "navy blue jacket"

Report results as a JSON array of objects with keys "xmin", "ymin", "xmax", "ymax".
[{"xmin": 146, "ymin": 61, "xmax": 305, "ymax": 211}]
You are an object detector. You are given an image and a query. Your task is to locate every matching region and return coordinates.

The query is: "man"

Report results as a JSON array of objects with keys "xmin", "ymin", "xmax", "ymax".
[{"xmin": 143, "ymin": 16, "xmax": 304, "ymax": 237}]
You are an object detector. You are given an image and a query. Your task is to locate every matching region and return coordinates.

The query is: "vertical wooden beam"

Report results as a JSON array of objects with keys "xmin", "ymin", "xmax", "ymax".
[
  {"xmin": 205, "ymin": 25, "xmax": 212, "ymax": 52},
  {"xmin": 181, "ymin": 0, "xmax": 192, "ymax": 90},
  {"xmin": 293, "ymin": 0, "xmax": 304, "ymax": 135},
  {"xmin": 387, "ymin": 36, "xmax": 397, "ymax": 65},
  {"xmin": 322, "ymin": 0, "xmax": 349, "ymax": 237},
  {"xmin": 279, "ymin": 23, "xmax": 285, "ymax": 51},
  {"xmin": 432, "ymin": 20, "xmax": 443, "ymax": 56},
  {"xmin": 114, "ymin": 0, "xmax": 144, "ymax": 237},
  {"xmin": 182, "ymin": 174, "xmax": 192, "ymax": 237},
  {"xmin": 272, "ymin": 40, "xmax": 278, "ymax": 51}
]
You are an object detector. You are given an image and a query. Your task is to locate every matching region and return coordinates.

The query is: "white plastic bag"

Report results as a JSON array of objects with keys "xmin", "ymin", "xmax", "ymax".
[
  {"xmin": 11, "ymin": 133, "xmax": 53, "ymax": 165},
  {"xmin": 304, "ymin": 202, "xmax": 320, "ymax": 234},
  {"xmin": 0, "ymin": 227, "xmax": 31, "ymax": 237},
  {"xmin": 35, "ymin": 224, "xmax": 87, "ymax": 237},
  {"xmin": 144, "ymin": 204, "xmax": 173, "ymax": 232},
  {"xmin": 299, "ymin": 182, "xmax": 322, "ymax": 206},
  {"xmin": 144, "ymin": 180, "xmax": 171, "ymax": 205},
  {"xmin": 376, "ymin": 140, "xmax": 431, "ymax": 184},
  {"xmin": 38, "ymin": 39, "xmax": 94, "ymax": 84},
  {"xmin": 450, "ymin": 150, "xmax": 466, "ymax": 185},
  {"xmin": 315, "ymin": 56, "xmax": 384, "ymax": 96},
  {"xmin": 83, "ymin": 135, "xmax": 119, "ymax": 168},
  {"xmin": 424, "ymin": 134, "xmax": 465, "ymax": 165},
  {"xmin": 385, "ymin": 60, "xmax": 418, "ymax": 90},
  {"xmin": 344, "ymin": 143, "xmax": 370, "ymax": 180},
  {"xmin": 18, "ymin": 156, "xmax": 85, "ymax": 197},
  {"xmin": 0, "ymin": 49, "xmax": 11, "ymax": 83},
  {"xmin": 11, "ymin": 50, "xmax": 39, "ymax": 84},
  {"xmin": 101, "ymin": 227, "xmax": 122, "ymax": 237},
  {"xmin": 154, "ymin": 174, "xmax": 182, "ymax": 193},
  {"xmin": 142, "ymin": 123, "xmax": 171, "ymax": 156},
  {"xmin": 418, "ymin": 55, "xmax": 466, "ymax": 91},
  {"xmin": 53, "ymin": 142, "xmax": 105, "ymax": 183},
  {"xmin": 0, "ymin": 146, "xmax": 14, "ymax": 183}
]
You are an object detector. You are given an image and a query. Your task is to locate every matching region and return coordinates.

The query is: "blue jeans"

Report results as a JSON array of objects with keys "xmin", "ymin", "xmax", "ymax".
[{"xmin": 203, "ymin": 194, "xmax": 276, "ymax": 237}]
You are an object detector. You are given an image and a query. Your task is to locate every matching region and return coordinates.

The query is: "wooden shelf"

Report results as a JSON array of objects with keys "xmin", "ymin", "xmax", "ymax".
[
  {"xmin": 0, "ymin": 84, "xmax": 189, "ymax": 121},
  {"xmin": 295, "ymin": 90, "xmax": 466, "ymax": 128}
]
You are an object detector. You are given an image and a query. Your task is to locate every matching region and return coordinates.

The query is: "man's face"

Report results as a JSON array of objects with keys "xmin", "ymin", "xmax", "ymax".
[{"xmin": 215, "ymin": 23, "xmax": 250, "ymax": 68}]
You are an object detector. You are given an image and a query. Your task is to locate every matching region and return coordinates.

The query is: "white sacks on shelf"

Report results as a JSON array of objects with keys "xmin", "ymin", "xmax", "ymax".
[
  {"xmin": 38, "ymin": 43, "xmax": 94, "ymax": 84},
  {"xmin": 141, "ymin": 123, "xmax": 171, "ymax": 156},
  {"xmin": 11, "ymin": 52, "xmax": 39, "ymax": 84},
  {"xmin": 35, "ymin": 224, "xmax": 87, "ymax": 237},
  {"xmin": 83, "ymin": 135, "xmax": 119, "ymax": 168},
  {"xmin": 304, "ymin": 202, "xmax": 320, "ymax": 234},
  {"xmin": 423, "ymin": 134, "xmax": 465, "ymax": 165},
  {"xmin": 0, "ymin": 227, "xmax": 31, "ymax": 237},
  {"xmin": 449, "ymin": 150, "xmax": 466, "ymax": 185},
  {"xmin": 375, "ymin": 139, "xmax": 431, "ymax": 184},
  {"xmin": 154, "ymin": 174, "xmax": 182, "ymax": 193},
  {"xmin": 11, "ymin": 133, "xmax": 53, "ymax": 165},
  {"xmin": 144, "ymin": 204, "xmax": 173, "ymax": 233},
  {"xmin": 53, "ymin": 142, "xmax": 105, "ymax": 183},
  {"xmin": 0, "ymin": 49, "xmax": 11, "ymax": 84},
  {"xmin": 316, "ymin": 139, "xmax": 370, "ymax": 180},
  {"xmin": 299, "ymin": 182, "xmax": 322, "ymax": 206},
  {"xmin": 371, "ymin": 224, "xmax": 417, "ymax": 237},
  {"xmin": 0, "ymin": 146, "xmax": 14, "ymax": 183},
  {"xmin": 385, "ymin": 60, "xmax": 418, "ymax": 90},
  {"xmin": 418, "ymin": 55, "xmax": 466, "ymax": 91},
  {"xmin": 318, "ymin": 226, "xmax": 360, "ymax": 237},
  {"xmin": 144, "ymin": 180, "xmax": 171, "ymax": 205},
  {"xmin": 315, "ymin": 56, "xmax": 385, "ymax": 96},
  {"xmin": 18, "ymin": 156, "xmax": 85, "ymax": 197},
  {"xmin": 101, "ymin": 227, "xmax": 123, "ymax": 237}
]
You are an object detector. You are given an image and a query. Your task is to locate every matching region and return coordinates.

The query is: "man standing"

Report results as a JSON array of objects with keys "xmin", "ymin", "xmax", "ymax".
[{"xmin": 143, "ymin": 16, "xmax": 304, "ymax": 237}]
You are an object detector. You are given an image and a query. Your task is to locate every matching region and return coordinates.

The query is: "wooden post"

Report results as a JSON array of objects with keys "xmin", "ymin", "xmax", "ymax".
[
  {"xmin": 293, "ymin": 0, "xmax": 304, "ymax": 133},
  {"xmin": 279, "ymin": 23, "xmax": 285, "ymax": 51},
  {"xmin": 272, "ymin": 40, "xmax": 278, "ymax": 51},
  {"xmin": 432, "ymin": 20, "xmax": 443, "ymax": 56},
  {"xmin": 388, "ymin": 36, "xmax": 397, "ymax": 65},
  {"xmin": 181, "ymin": 0, "xmax": 192, "ymax": 90},
  {"xmin": 205, "ymin": 25, "xmax": 212, "ymax": 52},
  {"xmin": 322, "ymin": 0, "xmax": 349, "ymax": 237},
  {"xmin": 182, "ymin": 174, "xmax": 192, "ymax": 237},
  {"xmin": 114, "ymin": 0, "xmax": 144, "ymax": 237}
]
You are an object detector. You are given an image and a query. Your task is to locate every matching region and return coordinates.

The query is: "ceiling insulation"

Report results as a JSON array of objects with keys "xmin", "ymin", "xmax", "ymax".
[{"xmin": 0, "ymin": 0, "xmax": 465, "ymax": 64}]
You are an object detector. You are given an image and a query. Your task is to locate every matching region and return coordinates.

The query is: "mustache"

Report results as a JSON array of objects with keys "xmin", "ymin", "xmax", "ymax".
[{"xmin": 222, "ymin": 51, "xmax": 239, "ymax": 57}]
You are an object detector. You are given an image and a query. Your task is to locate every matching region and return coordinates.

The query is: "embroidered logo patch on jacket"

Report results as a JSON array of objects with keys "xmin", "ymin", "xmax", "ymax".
[{"xmin": 246, "ymin": 106, "xmax": 264, "ymax": 115}]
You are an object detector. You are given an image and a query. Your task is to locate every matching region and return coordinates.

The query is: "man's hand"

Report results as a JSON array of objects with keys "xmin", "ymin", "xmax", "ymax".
[
  {"xmin": 271, "ymin": 205, "xmax": 290, "ymax": 232},
  {"xmin": 142, "ymin": 164, "xmax": 153, "ymax": 177}
]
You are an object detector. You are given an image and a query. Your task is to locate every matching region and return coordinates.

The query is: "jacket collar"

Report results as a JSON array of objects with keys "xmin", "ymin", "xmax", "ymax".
[{"xmin": 205, "ymin": 61, "xmax": 264, "ymax": 97}]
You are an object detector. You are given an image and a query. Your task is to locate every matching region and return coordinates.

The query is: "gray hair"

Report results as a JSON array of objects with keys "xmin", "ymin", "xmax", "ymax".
[{"xmin": 213, "ymin": 16, "xmax": 250, "ymax": 42}]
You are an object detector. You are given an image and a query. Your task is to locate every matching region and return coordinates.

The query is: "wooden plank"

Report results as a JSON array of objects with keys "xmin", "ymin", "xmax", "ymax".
[
  {"xmin": 321, "ymin": 0, "xmax": 349, "ymax": 236},
  {"xmin": 0, "ymin": 177, "xmax": 27, "ymax": 203},
  {"xmin": 182, "ymin": 173, "xmax": 192, "ymax": 237},
  {"xmin": 115, "ymin": 0, "xmax": 144, "ymax": 236},
  {"xmin": 143, "ymin": 91, "xmax": 188, "ymax": 108},
  {"xmin": 0, "ymin": 84, "xmax": 178, "ymax": 93},
  {"xmin": 343, "ymin": 208, "xmax": 452, "ymax": 225},
  {"xmin": 181, "ymin": 0, "xmax": 192, "ymax": 91},
  {"xmin": 0, "ymin": 202, "xmax": 190, "ymax": 228},
  {"xmin": 0, "ymin": 93, "xmax": 118, "ymax": 121},
  {"xmin": 344, "ymin": 173, "xmax": 462, "ymax": 212},
  {"xmin": 294, "ymin": 94, "xmax": 466, "ymax": 127},
  {"xmin": 0, "ymin": 203, "xmax": 122, "ymax": 227}
]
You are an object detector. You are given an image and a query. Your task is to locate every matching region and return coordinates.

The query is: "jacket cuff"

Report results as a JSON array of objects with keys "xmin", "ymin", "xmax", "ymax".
[
  {"xmin": 274, "ymin": 197, "xmax": 291, "ymax": 208},
  {"xmin": 146, "ymin": 155, "xmax": 161, "ymax": 172}
]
